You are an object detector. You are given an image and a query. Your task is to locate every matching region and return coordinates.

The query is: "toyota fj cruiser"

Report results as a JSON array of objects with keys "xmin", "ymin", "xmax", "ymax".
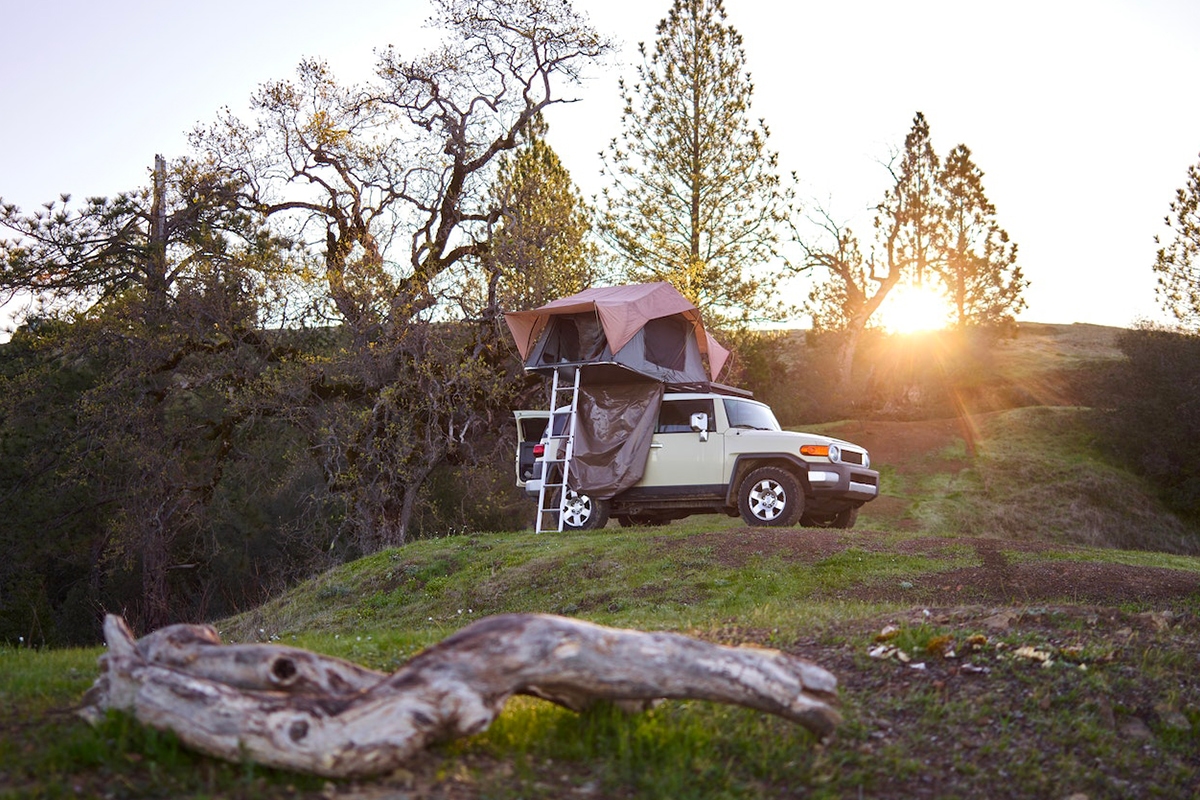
[{"xmin": 514, "ymin": 389, "xmax": 879, "ymax": 530}]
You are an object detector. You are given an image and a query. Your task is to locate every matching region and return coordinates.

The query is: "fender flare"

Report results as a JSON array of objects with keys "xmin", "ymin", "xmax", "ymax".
[{"xmin": 726, "ymin": 454, "xmax": 811, "ymax": 506}]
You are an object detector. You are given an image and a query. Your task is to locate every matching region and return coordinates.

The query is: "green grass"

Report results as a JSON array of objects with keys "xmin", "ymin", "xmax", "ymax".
[{"xmin": 905, "ymin": 406, "xmax": 1200, "ymax": 555}]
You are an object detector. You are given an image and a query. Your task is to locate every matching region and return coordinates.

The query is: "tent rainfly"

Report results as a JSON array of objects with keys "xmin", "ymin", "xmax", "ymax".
[{"xmin": 503, "ymin": 282, "xmax": 729, "ymax": 387}]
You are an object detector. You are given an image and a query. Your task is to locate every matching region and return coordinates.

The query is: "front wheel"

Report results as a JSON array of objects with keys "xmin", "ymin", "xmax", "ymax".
[
  {"xmin": 831, "ymin": 506, "xmax": 859, "ymax": 529},
  {"xmin": 737, "ymin": 466, "xmax": 803, "ymax": 527},
  {"xmin": 561, "ymin": 490, "xmax": 610, "ymax": 531}
]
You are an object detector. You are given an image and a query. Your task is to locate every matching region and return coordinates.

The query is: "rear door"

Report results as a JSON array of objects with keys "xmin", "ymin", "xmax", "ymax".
[{"xmin": 513, "ymin": 411, "xmax": 549, "ymax": 487}]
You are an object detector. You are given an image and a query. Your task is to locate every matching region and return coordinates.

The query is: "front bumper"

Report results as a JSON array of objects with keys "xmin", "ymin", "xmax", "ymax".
[{"xmin": 805, "ymin": 462, "xmax": 880, "ymax": 503}]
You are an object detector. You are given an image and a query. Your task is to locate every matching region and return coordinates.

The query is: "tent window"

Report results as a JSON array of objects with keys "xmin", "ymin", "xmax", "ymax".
[
  {"xmin": 643, "ymin": 316, "xmax": 688, "ymax": 370},
  {"xmin": 544, "ymin": 313, "xmax": 606, "ymax": 362}
]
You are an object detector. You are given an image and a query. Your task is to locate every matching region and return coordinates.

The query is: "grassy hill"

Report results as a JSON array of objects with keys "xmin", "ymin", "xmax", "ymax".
[{"xmin": 3, "ymin": 322, "xmax": 1199, "ymax": 798}]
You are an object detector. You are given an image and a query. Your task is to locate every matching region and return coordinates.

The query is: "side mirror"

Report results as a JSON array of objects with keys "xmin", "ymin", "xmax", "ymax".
[{"xmin": 690, "ymin": 412, "xmax": 709, "ymax": 442}]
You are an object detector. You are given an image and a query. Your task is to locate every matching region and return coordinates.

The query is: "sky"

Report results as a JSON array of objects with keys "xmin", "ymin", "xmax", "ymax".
[{"xmin": 2, "ymin": 0, "xmax": 1199, "ymax": 333}]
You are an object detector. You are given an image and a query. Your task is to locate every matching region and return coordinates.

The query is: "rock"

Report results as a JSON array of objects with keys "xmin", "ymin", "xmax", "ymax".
[
  {"xmin": 980, "ymin": 610, "xmax": 1019, "ymax": 631},
  {"xmin": 1118, "ymin": 717, "xmax": 1153, "ymax": 740}
]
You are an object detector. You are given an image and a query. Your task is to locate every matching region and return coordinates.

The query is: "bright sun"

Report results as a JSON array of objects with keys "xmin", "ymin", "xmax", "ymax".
[{"xmin": 877, "ymin": 283, "xmax": 952, "ymax": 334}]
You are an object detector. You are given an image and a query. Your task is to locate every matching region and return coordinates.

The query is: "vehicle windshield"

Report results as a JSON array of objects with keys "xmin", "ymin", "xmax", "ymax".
[{"xmin": 722, "ymin": 398, "xmax": 781, "ymax": 431}]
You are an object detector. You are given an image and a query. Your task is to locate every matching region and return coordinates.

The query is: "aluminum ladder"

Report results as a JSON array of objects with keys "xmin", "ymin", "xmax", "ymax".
[{"xmin": 535, "ymin": 367, "xmax": 581, "ymax": 533}]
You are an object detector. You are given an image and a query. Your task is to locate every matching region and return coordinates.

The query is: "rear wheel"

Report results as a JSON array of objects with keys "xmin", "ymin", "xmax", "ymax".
[
  {"xmin": 737, "ymin": 466, "xmax": 803, "ymax": 527},
  {"xmin": 561, "ymin": 490, "xmax": 610, "ymax": 531}
]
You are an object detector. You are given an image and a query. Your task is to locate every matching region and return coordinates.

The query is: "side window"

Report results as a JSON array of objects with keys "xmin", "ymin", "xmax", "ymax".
[{"xmin": 656, "ymin": 399, "xmax": 715, "ymax": 433}]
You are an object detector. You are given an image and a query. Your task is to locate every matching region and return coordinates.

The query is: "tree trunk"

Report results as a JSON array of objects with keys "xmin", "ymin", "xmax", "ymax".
[{"xmin": 82, "ymin": 613, "xmax": 841, "ymax": 778}]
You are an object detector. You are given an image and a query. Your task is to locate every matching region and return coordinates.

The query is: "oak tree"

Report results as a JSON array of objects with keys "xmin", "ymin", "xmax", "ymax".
[{"xmin": 193, "ymin": 0, "xmax": 611, "ymax": 549}]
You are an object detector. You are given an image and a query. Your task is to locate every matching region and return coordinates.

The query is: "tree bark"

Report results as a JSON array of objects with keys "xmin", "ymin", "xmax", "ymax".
[{"xmin": 82, "ymin": 613, "xmax": 841, "ymax": 778}]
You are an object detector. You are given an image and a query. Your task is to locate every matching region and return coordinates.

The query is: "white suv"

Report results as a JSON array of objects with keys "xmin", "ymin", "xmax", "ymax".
[{"xmin": 515, "ymin": 391, "xmax": 879, "ymax": 530}]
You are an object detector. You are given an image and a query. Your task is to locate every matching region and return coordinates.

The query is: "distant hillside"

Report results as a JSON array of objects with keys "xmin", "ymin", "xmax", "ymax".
[{"xmin": 747, "ymin": 322, "xmax": 1124, "ymax": 426}]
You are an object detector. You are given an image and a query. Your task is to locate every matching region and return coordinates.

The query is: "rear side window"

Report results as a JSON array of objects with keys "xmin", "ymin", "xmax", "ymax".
[{"xmin": 656, "ymin": 399, "xmax": 715, "ymax": 433}]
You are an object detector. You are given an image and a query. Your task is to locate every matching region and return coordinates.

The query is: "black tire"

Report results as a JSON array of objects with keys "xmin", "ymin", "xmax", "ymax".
[
  {"xmin": 800, "ymin": 507, "xmax": 859, "ymax": 529},
  {"xmin": 737, "ymin": 466, "xmax": 803, "ymax": 527},
  {"xmin": 561, "ymin": 490, "xmax": 610, "ymax": 531},
  {"xmin": 831, "ymin": 506, "xmax": 859, "ymax": 529}
]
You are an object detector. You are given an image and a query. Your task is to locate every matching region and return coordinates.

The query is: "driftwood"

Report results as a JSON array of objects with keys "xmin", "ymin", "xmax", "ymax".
[{"xmin": 81, "ymin": 613, "xmax": 840, "ymax": 778}]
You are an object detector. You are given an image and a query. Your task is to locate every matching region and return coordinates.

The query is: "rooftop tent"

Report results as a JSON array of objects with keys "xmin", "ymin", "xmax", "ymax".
[
  {"xmin": 504, "ymin": 283, "xmax": 731, "ymax": 499},
  {"xmin": 503, "ymin": 282, "xmax": 729, "ymax": 386}
]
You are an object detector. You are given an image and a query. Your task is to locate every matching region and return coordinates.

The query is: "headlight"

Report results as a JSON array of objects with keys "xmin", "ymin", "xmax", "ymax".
[
  {"xmin": 863, "ymin": 452, "xmax": 870, "ymax": 469},
  {"xmin": 828, "ymin": 444, "xmax": 841, "ymax": 463}
]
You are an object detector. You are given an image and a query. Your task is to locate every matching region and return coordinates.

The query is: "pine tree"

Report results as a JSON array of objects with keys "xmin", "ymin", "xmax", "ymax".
[
  {"xmin": 598, "ymin": 0, "xmax": 794, "ymax": 327},
  {"xmin": 488, "ymin": 115, "xmax": 601, "ymax": 312},
  {"xmin": 938, "ymin": 144, "xmax": 1027, "ymax": 326},
  {"xmin": 1153, "ymin": 151, "xmax": 1200, "ymax": 329},
  {"xmin": 877, "ymin": 112, "xmax": 944, "ymax": 290}
]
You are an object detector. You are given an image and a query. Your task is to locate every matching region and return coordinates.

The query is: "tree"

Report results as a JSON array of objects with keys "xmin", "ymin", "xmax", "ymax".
[
  {"xmin": 878, "ymin": 111, "xmax": 944, "ymax": 291},
  {"xmin": 0, "ymin": 157, "xmax": 280, "ymax": 327},
  {"xmin": 0, "ymin": 157, "xmax": 308, "ymax": 635},
  {"xmin": 598, "ymin": 0, "xmax": 794, "ymax": 327},
  {"xmin": 1153, "ymin": 151, "xmax": 1200, "ymax": 329},
  {"xmin": 193, "ymin": 0, "xmax": 611, "ymax": 549},
  {"xmin": 801, "ymin": 113, "xmax": 943, "ymax": 390},
  {"xmin": 802, "ymin": 113, "xmax": 1027, "ymax": 392},
  {"xmin": 484, "ymin": 115, "xmax": 602, "ymax": 312},
  {"xmin": 938, "ymin": 144, "xmax": 1026, "ymax": 327}
]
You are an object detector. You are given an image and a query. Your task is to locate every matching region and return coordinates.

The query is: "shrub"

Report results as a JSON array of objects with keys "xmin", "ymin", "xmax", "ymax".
[{"xmin": 1097, "ymin": 325, "xmax": 1200, "ymax": 522}]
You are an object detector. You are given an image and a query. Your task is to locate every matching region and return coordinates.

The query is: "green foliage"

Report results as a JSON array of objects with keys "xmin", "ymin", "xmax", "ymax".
[
  {"xmin": 0, "ymin": 297, "xmax": 351, "ymax": 642},
  {"xmin": 487, "ymin": 115, "xmax": 603, "ymax": 312},
  {"xmin": 598, "ymin": 0, "xmax": 795, "ymax": 327},
  {"xmin": 0, "ymin": 1, "xmax": 615, "ymax": 646},
  {"xmin": 0, "ymin": 157, "xmax": 284, "ymax": 327},
  {"xmin": 1153, "ymin": 150, "xmax": 1200, "ymax": 329}
]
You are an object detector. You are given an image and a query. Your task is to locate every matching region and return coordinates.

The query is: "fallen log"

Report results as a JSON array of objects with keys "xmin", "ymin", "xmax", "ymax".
[{"xmin": 81, "ymin": 613, "xmax": 840, "ymax": 778}]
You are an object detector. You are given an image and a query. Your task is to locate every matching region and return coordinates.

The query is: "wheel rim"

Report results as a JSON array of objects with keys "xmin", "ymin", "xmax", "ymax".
[
  {"xmin": 562, "ymin": 490, "xmax": 592, "ymax": 527},
  {"xmin": 748, "ymin": 479, "xmax": 786, "ymax": 521}
]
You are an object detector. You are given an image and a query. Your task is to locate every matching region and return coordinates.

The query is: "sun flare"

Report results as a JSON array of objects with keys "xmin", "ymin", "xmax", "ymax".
[{"xmin": 877, "ymin": 283, "xmax": 952, "ymax": 334}]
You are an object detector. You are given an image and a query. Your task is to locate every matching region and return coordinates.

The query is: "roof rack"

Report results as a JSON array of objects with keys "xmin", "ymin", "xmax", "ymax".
[{"xmin": 663, "ymin": 381, "xmax": 754, "ymax": 398}]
